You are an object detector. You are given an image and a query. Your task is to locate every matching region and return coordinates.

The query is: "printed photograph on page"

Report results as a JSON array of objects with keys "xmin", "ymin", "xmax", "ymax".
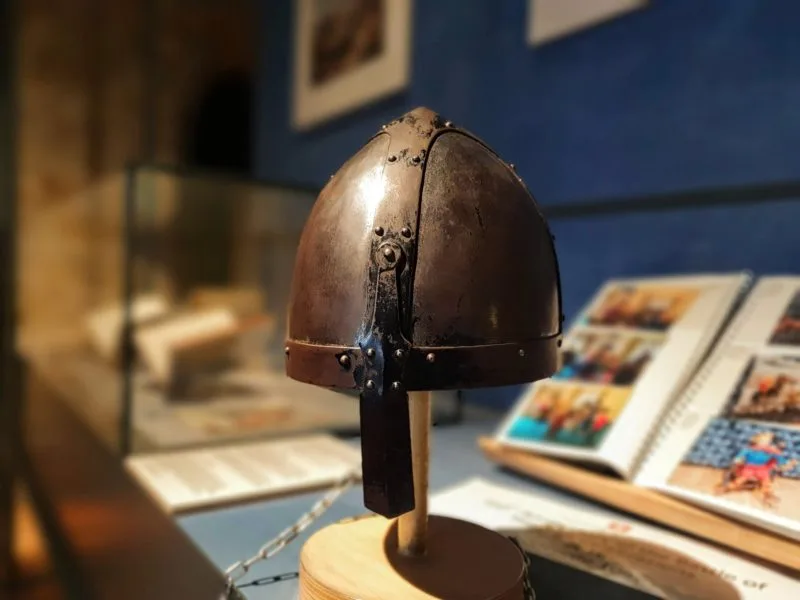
[
  {"xmin": 553, "ymin": 329, "xmax": 663, "ymax": 387},
  {"xmin": 579, "ymin": 283, "xmax": 700, "ymax": 333},
  {"xmin": 768, "ymin": 290, "xmax": 800, "ymax": 347},
  {"xmin": 502, "ymin": 329, "xmax": 661, "ymax": 449},
  {"xmin": 722, "ymin": 354, "xmax": 800, "ymax": 429},
  {"xmin": 503, "ymin": 381, "xmax": 633, "ymax": 449},
  {"xmin": 668, "ymin": 417, "xmax": 800, "ymax": 519}
]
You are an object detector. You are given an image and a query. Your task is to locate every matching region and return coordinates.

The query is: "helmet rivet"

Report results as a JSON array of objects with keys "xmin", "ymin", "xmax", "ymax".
[
  {"xmin": 401, "ymin": 226, "xmax": 412, "ymax": 238},
  {"xmin": 338, "ymin": 354, "xmax": 351, "ymax": 369},
  {"xmin": 394, "ymin": 349, "xmax": 404, "ymax": 359},
  {"xmin": 382, "ymin": 246, "xmax": 396, "ymax": 261},
  {"xmin": 426, "ymin": 352, "xmax": 436, "ymax": 363},
  {"xmin": 365, "ymin": 380, "xmax": 375, "ymax": 390},
  {"xmin": 411, "ymin": 155, "xmax": 421, "ymax": 165},
  {"xmin": 284, "ymin": 346, "xmax": 290, "ymax": 355},
  {"xmin": 388, "ymin": 155, "xmax": 397, "ymax": 163},
  {"xmin": 509, "ymin": 163, "xmax": 515, "ymax": 170},
  {"xmin": 366, "ymin": 348, "xmax": 376, "ymax": 358},
  {"xmin": 444, "ymin": 120, "xmax": 453, "ymax": 127},
  {"xmin": 374, "ymin": 226, "xmax": 384, "ymax": 236},
  {"xmin": 391, "ymin": 381, "xmax": 401, "ymax": 390},
  {"xmin": 518, "ymin": 349, "xmax": 525, "ymax": 357},
  {"xmin": 381, "ymin": 124, "xmax": 387, "ymax": 130}
]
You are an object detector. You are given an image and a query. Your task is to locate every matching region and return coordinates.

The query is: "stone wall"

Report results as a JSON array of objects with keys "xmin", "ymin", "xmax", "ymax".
[{"xmin": 16, "ymin": 0, "xmax": 255, "ymax": 347}]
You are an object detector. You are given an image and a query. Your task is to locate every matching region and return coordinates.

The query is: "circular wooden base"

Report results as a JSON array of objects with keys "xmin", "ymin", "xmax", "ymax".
[{"xmin": 298, "ymin": 515, "xmax": 527, "ymax": 600}]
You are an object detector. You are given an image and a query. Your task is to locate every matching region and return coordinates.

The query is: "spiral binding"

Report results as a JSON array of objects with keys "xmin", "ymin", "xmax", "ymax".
[{"xmin": 635, "ymin": 272, "xmax": 758, "ymax": 478}]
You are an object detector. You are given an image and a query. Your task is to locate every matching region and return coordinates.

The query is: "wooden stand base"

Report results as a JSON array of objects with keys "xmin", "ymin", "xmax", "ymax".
[{"xmin": 298, "ymin": 514, "xmax": 527, "ymax": 600}]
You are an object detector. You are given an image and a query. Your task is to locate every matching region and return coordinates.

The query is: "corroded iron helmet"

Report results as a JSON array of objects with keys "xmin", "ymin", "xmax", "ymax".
[{"xmin": 286, "ymin": 107, "xmax": 563, "ymax": 518}]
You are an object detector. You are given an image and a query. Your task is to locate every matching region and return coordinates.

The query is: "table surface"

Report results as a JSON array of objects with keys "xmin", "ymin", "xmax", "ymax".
[{"xmin": 177, "ymin": 412, "xmax": 626, "ymax": 600}]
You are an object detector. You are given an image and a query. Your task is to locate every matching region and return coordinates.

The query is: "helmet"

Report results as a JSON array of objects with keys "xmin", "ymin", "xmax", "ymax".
[{"xmin": 285, "ymin": 107, "xmax": 563, "ymax": 517}]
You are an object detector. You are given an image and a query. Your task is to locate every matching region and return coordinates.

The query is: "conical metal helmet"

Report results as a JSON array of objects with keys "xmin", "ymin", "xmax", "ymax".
[{"xmin": 285, "ymin": 107, "xmax": 563, "ymax": 517}]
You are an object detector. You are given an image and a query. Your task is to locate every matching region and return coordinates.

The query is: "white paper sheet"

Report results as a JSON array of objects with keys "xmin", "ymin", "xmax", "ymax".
[{"xmin": 125, "ymin": 434, "xmax": 361, "ymax": 513}]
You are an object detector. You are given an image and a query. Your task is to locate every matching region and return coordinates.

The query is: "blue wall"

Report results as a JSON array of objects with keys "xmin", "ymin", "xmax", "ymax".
[
  {"xmin": 256, "ymin": 0, "xmax": 800, "ymax": 409},
  {"xmin": 256, "ymin": 0, "xmax": 800, "ymax": 201}
]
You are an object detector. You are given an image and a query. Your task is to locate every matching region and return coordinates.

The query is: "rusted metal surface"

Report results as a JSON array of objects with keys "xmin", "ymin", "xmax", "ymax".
[{"xmin": 286, "ymin": 107, "xmax": 563, "ymax": 518}]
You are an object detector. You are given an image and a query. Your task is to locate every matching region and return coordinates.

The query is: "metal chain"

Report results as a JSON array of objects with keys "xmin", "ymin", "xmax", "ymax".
[
  {"xmin": 220, "ymin": 471, "xmax": 537, "ymax": 600},
  {"xmin": 236, "ymin": 571, "xmax": 299, "ymax": 589},
  {"xmin": 223, "ymin": 469, "xmax": 361, "ymax": 593}
]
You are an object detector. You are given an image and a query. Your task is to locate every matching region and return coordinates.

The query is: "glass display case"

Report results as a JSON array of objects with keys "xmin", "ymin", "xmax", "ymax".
[{"xmin": 20, "ymin": 165, "xmax": 461, "ymax": 456}]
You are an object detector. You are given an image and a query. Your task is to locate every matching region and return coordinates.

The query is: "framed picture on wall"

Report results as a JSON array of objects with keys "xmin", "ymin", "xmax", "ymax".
[
  {"xmin": 292, "ymin": 0, "xmax": 413, "ymax": 131},
  {"xmin": 527, "ymin": 0, "xmax": 647, "ymax": 46}
]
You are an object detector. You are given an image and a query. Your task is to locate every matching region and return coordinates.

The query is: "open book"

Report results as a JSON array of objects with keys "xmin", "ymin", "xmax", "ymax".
[
  {"xmin": 638, "ymin": 276, "xmax": 800, "ymax": 542},
  {"xmin": 496, "ymin": 273, "xmax": 752, "ymax": 478},
  {"xmin": 429, "ymin": 478, "xmax": 798, "ymax": 600}
]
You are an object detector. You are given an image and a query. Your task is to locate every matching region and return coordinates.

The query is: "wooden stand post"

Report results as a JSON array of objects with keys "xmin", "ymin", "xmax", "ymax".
[
  {"xmin": 298, "ymin": 391, "xmax": 530, "ymax": 599},
  {"xmin": 397, "ymin": 391, "xmax": 431, "ymax": 557}
]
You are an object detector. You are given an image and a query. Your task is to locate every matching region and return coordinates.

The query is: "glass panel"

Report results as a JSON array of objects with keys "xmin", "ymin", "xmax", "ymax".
[
  {"xmin": 19, "ymin": 165, "xmax": 461, "ymax": 457},
  {"xmin": 18, "ymin": 173, "xmax": 130, "ymax": 452},
  {"xmin": 123, "ymin": 166, "xmax": 364, "ymax": 454}
]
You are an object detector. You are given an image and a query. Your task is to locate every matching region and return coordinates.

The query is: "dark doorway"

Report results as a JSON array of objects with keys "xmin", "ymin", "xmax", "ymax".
[
  {"xmin": 168, "ymin": 70, "xmax": 254, "ymax": 297},
  {"xmin": 183, "ymin": 70, "xmax": 254, "ymax": 174}
]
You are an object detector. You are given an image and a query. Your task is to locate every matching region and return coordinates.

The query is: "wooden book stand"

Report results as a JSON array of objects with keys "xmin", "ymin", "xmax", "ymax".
[{"xmin": 479, "ymin": 437, "xmax": 800, "ymax": 574}]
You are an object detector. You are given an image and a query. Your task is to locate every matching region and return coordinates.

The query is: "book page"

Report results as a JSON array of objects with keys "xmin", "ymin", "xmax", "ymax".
[
  {"xmin": 430, "ymin": 478, "xmax": 798, "ymax": 600},
  {"xmin": 639, "ymin": 277, "xmax": 800, "ymax": 540},
  {"xmin": 125, "ymin": 434, "xmax": 361, "ymax": 513},
  {"xmin": 495, "ymin": 273, "xmax": 749, "ymax": 478}
]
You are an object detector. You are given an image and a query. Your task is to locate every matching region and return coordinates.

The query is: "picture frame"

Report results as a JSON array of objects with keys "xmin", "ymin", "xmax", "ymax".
[
  {"xmin": 292, "ymin": 0, "xmax": 413, "ymax": 131},
  {"xmin": 527, "ymin": 0, "xmax": 647, "ymax": 46}
]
